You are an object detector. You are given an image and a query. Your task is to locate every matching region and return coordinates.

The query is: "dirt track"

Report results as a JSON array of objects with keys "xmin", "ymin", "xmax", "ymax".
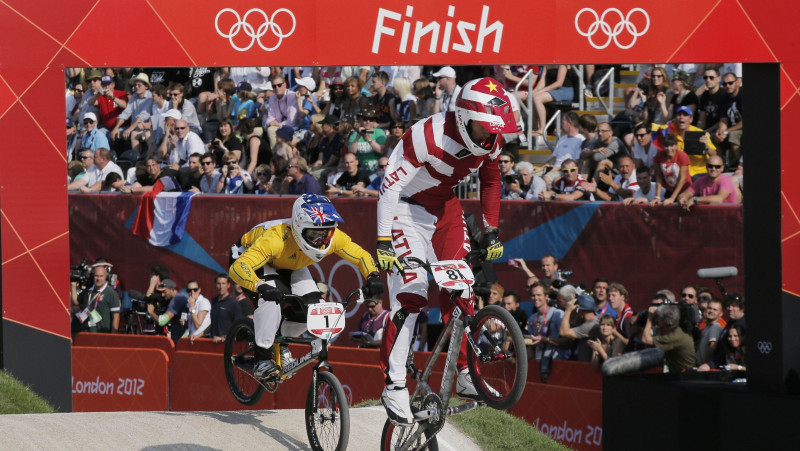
[{"xmin": 0, "ymin": 406, "xmax": 481, "ymax": 450}]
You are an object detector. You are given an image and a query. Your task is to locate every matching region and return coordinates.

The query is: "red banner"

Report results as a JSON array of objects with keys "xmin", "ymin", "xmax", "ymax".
[
  {"xmin": 72, "ymin": 346, "xmax": 169, "ymax": 412},
  {"xmin": 69, "ymin": 195, "xmax": 743, "ymax": 331}
]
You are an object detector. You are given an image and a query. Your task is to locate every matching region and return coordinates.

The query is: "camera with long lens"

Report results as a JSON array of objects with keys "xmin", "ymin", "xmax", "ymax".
[
  {"xmin": 70, "ymin": 258, "xmax": 93, "ymax": 289},
  {"xmin": 131, "ymin": 291, "xmax": 169, "ymax": 316}
]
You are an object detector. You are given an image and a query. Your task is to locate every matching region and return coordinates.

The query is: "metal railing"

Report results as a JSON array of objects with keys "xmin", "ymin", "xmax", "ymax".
[
  {"xmin": 514, "ymin": 69, "xmax": 536, "ymax": 150},
  {"xmin": 593, "ymin": 67, "xmax": 616, "ymax": 117},
  {"xmin": 455, "ymin": 171, "xmax": 480, "ymax": 199}
]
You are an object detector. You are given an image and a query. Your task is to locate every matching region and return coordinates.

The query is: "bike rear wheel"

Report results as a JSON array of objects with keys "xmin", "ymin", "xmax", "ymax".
[
  {"xmin": 305, "ymin": 371, "xmax": 350, "ymax": 451},
  {"xmin": 223, "ymin": 317, "xmax": 266, "ymax": 406},
  {"xmin": 380, "ymin": 419, "xmax": 439, "ymax": 451},
  {"xmin": 466, "ymin": 304, "xmax": 527, "ymax": 410}
]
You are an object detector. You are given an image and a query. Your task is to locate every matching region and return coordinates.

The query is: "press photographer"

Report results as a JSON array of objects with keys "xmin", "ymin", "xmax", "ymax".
[
  {"xmin": 503, "ymin": 161, "xmax": 546, "ymax": 200},
  {"xmin": 145, "ymin": 279, "xmax": 189, "ymax": 344},
  {"xmin": 70, "ymin": 262, "xmax": 121, "ymax": 336}
]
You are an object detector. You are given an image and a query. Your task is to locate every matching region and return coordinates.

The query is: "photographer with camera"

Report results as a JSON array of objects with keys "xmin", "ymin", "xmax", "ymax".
[
  {"xmin": 145, "ymin": 279, "xmax": 189, "ymax": 344},
  {"xmin": 503, "ymin": 161, "xmax": 546, "ymax": 200},
  {"xmin": 559, "ymin": 294, "xmax": 601, "ymax": 362},
  {"xmin": 217, "ymin": 152, "xmax": 254, "ymax": 194},
  {"xmin": 71, "ymin": 263, "xmax": 121, "ymax": 335},
  {"xmin": 347, "ymin": 107, "xmax": 386, "ymax": 175}
]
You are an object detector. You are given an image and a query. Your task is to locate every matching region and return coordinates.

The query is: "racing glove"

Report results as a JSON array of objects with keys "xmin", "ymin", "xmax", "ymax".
[
  {"xmin": 481, "ymin": 227, "xmax": 503, "ymax": 261},
  {"xmin": 257, "ymin": 282, "xmax": 284, "ymax": 304},
  {"xmin": 364, "ymin": 272, "xmax": 385, "ymax": 299},
  {"xmin": 376, "ymin": 237, "xmax": 402, "ymax": 272}
]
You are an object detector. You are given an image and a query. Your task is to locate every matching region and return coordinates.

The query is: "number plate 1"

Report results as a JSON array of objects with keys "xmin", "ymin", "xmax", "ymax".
[
  {"xmin": 430, "ymin": 260, "xmax": 475, "ymax": 291},
  {"xmin": 306, "ymin": 302, "xmax": 346, "ymax": 340}
]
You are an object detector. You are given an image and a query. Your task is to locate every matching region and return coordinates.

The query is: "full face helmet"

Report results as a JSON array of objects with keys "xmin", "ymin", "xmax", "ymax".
[
  {"xmin": 454, "ymin": 77, "xmax": 517, "ymax": 156},
  {"xmin": 291, "ymin": 194, "xmax": 343, "ymax": 262}
]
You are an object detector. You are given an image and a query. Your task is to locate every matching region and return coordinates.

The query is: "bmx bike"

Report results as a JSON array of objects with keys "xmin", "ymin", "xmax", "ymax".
[
  {"xmin": 381, "ymin": 255, "xmax": 528, "ymax": 450},
  {"xmin": 224, "ymin": 287, "xmax": 366, "ymax": 451}
]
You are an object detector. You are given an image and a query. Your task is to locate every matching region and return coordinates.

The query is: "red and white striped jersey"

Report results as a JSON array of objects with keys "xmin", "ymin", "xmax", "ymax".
[{"xmin": 377, "ymin": 112, "xmax": 502, "ymax": 237}]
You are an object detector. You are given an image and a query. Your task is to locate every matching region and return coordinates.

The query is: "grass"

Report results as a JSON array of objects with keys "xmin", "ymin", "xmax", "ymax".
[
  {"xmin": 448, "ymin": 400, "xmax": 569, "ymax": 451},
  {"xmin": 0, "ymin": 371, "xmax": 54, "ymax": 414},
  {"xmin": 354, "ymin": 398, "xmax": 567, "ymax": 450}
]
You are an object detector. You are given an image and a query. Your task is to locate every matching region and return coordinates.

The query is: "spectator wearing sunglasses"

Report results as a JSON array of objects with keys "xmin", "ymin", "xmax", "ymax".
[
  {"xmin": 265, "ymin": 75, "xmax": 299, "ymax": 149},
  {"xmin": 198, "ymin": 152, "xmax": 221, "ymax": 194},
  {"xmin": 384, "ymin": 121, "xmax": 405, "ymax": 158},
  {"xmin": 631, "ymin": 122, "xmax": 658, "ymax": 170},
  {"xmin": 677, "ymin": 155, "xmax": 739, "ymax": 210},
  {"xmin": 186, "ymin": 280, "xmax": 212, "ymax": 342},
  {"xmin": 539, "ymin": 159, "xmax": 594, "ymax": 201},
  {"xmin": 354, "ymin": 156, "xmax": 388, "ymax": 198},
  {"xmin": 252, "ymin": 164, "xmax": 272, "ymax": 195},
  {"xmin": 714, "ymin": 72, "xmax": 743, "ymax": 166},
  {"xmin": 67, "ymin": 148, "xmax": 95, "ymax": 188},
  {"xmin": 696, "ymin": 68, "xmax": 728, "ymax": 131}
]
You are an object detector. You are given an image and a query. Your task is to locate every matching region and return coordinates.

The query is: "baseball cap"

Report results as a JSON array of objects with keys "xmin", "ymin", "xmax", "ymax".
[
  {"xmin": 82, "ymin": 112, "xmax": 97, "ymax": 122},
  {"xmin": 87, "ymin": 69, "xmax": 103, "ymax": 80},
  {"xmin": 66, "ymin": 118, "xmax": 74, "ymax": 128},
  {"xmin": 330, "ymin": 77, "xmax": 344, "ymax": 86},
  {"xmin": 432, "ymin": 66, "xmax": 456, "ymax": 79},
  {"xmin": 277, "ymin": 125, "xmax": 294, "ymax": 141},
  {"xmin": 295, "ymin": 76, "xmax": 316, "ymax": 91},
  {"xmin": 164, "ymin": 109, "xmax": 182, "ymax": 120},
  {"xmin": 156, "ymin": 279, "xmax": 177, "ymax": 291},
  {"xmin": 576, "ymin": 294, "xmax": 596, "ymax": 312},
  {"xmin": 100, "ymin": 75, "xmax": 114, "ymax": 84},
  {"xmin": 236, "ymin": 81, "xmax": 252, "ymax": 92},
  {"xmin": 676, "ymin": 106, "xmax": 693, "ymax": 116}
]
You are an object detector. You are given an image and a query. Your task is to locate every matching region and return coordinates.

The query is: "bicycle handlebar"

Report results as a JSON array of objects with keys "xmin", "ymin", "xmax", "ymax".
[
  {"xmin": 400, "ymin": 249, "xmax": 487, "ymax": 273},
  {"xmin": 282, "ymin": 287, "xmax": 366, "ymax": 308}
]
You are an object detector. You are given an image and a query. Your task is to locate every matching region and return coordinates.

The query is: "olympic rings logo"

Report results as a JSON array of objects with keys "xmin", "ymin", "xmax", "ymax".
[
  {"xmin": 574, "ymin": 8, "xmax": 650, "ymax": 50},
  {"xmin": 215, "ymin": 8, "xmax": 296, "ymax": 52},
  {"xmin": 757, "ymin": 341, "xmax": 773, "ymax": 354}
]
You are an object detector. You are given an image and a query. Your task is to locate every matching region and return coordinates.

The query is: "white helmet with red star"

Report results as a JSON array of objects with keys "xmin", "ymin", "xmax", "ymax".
[{"xmin": 454, "ymin": 77, "xmax": 517, "ymax": 156}]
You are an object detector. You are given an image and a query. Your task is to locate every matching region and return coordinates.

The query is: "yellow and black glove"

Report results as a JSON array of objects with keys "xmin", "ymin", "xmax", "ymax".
[
  {"xmin": 376, "ymin": 237, "xmax": 402, "ymax": 272},
  {"xmin": 481, "ymin": 227, "xmax": 503, "ymax": 261}
]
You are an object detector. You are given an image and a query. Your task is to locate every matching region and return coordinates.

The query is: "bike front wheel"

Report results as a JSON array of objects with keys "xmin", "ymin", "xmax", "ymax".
[
  {"xmin": 380, "ymin": 419, "xmax": 439, "ymax": 451},
  {"xmin": 305, "ymin": 370, "xmax": 350, "ymax": 451},
  {"xmin": 466, "ymin": 304, "xmax": 528, "ymax": 410},
  {"xmin": 223, "ymin": 317, "xmax": 266, "ymax": 406}
]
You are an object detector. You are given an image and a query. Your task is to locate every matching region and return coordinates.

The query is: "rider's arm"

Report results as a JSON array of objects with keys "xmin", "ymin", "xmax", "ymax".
[
  {"xmin": 331, "ymin": 230, "xmax": 379, "ymax": 277},
  {"xmin": 478, "ymin": 154, "xmax": 502, "ymax": 229},
  {"xmin": 376, "ymin": 136, "xmax": 425, "ymax": 238},
  {"xmin": 229, "ymin": 235, "xmax": 283, "ymax": 292}
]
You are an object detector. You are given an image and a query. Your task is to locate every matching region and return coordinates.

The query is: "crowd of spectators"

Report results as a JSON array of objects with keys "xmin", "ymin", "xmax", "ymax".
[
  {"xmin": 66, "ymin": 63, "xmax": 743, "ymax": 207},
  {"xmin": 483, "ymin": 255, "xmax": 747, "ymax": 377}
]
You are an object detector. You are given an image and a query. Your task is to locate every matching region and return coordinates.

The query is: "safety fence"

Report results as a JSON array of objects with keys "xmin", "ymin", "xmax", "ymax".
[{"xmin": 72, "ymin": 333, "xmax": 603, "ymax": 450}]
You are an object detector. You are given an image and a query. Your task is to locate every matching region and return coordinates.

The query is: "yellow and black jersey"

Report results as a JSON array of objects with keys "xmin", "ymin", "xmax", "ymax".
[{"xmin": 229, "ymin": 219, "xmax": 377, "ymax": 292}]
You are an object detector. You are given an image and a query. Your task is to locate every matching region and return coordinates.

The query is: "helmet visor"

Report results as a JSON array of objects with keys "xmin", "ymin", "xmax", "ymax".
[
  {"xmin": 467, "ymin": 120, "xmax": 500, "ymax": 150},
  {"xmin": 302, "ymin": 228, "xmax": 334, "ymax": 248}
]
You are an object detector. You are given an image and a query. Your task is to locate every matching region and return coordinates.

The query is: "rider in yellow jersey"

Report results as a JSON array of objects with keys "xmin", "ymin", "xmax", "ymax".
[{"xmin": 229, "ymin": 194, "xmax": 383, "ymax": 379}]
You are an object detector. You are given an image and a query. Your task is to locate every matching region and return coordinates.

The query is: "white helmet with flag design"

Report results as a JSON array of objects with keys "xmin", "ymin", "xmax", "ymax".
[
  {"xmin": 454, "ymin": 77, "xmax": 517, "ymax": 156},
  {"xmin": 291, "ymin": 194, "xmax": 343, "ymax": 262}
]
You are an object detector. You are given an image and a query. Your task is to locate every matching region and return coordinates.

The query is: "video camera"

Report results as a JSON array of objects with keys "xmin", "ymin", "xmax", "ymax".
[
  {"xmin": 130, "ymin": 291, "xmax": 170, "ymax": 316},
  {"xmin": 71, "ymin": 258, "xmax": 118, "ymax": 290},
  {"xmin": 547, "ymin": 269, "xmax": 573, "ymax": 306},
  {"xmin": 70, "ymin": 258, "xmax": 93, "ymax": 288}
]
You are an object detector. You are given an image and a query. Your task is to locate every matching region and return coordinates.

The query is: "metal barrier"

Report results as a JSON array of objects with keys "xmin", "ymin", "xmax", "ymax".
[
  {"xmin": 593, "ymin": 67, "xmax": 616, "ymax": 116},
  {"xmin": 455, "ymin": 171, "xmax": 480, "ymax": 199}
]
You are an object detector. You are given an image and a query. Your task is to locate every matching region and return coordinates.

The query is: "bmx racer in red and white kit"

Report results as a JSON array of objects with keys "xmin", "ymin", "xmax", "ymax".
[{"xmin": 375, "ymin": 77, "xmax": 515, "ymax": 424}]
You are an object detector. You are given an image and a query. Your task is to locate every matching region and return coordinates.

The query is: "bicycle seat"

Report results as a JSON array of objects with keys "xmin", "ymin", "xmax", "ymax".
[{"xmin": 281, "ymin": 294, "xmax": 320, "ymax": 322}]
